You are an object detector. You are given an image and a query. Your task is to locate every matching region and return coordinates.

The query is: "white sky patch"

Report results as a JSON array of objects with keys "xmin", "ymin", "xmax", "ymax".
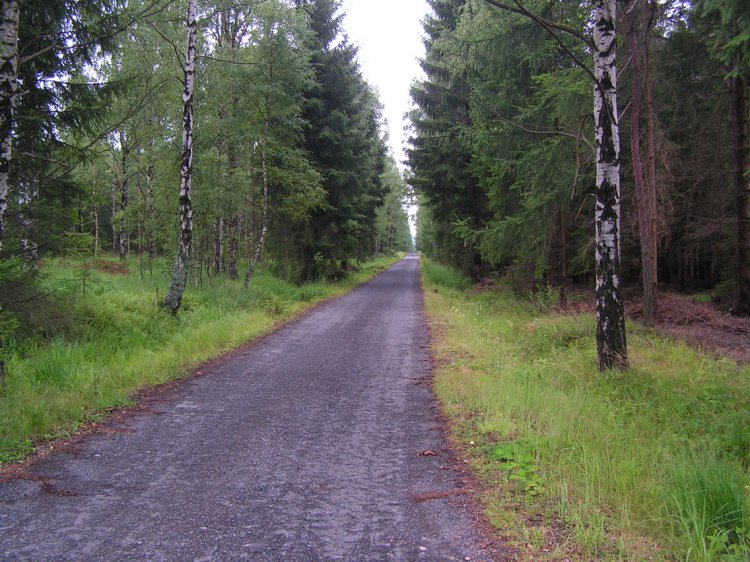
[
  {"xmin": 339, "ymin": 0, "xmax": 428, "ymax": 168},
  {"xmin": 339, "ymin": 0, "xmax": 429, "ymax": 241}
]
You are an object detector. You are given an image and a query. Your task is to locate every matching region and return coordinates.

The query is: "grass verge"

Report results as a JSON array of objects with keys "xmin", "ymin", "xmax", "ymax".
[
  {"xmin": 421, "ymin": 259, "xmax": 750, "ymax": 561},
  {"xmin": 0, "ymin": 254, "xmax": 401, "ymax": 463}
]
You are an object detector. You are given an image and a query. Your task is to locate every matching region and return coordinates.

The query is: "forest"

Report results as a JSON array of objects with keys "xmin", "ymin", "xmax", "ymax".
[
  {"xmin": 0, "ymin": 0, "xmax": 413, "ymax": 374},
  {"xmin": 1, "ymin": 0, "xmax": 750, "ymax": 558},
  {"xmin": 410, "ymin": 0, "xmax": 750, "ymax": 369}
]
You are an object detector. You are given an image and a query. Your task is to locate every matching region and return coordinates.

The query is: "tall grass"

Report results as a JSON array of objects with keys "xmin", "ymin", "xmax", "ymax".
[
  {"xmin": 421, "ymin": 259, "xmax": 750, "ymax": 560},
  {"xmin": 421, "ymin": 258, "xmax": 473, "ymax": 291},
  {"xmin": 0, "ymin": 254, "xmax": 399, "ymax": 462}
]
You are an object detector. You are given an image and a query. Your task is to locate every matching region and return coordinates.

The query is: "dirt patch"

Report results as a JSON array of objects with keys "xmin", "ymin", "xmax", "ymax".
[
  {"xmin": 468, "ymin": 277, "xmax": 498, "ymax": 297},
  {"xmin": 553, "ymin": 286, "xmax": 750, "ymax": 366},
  {"xmin": 92, "ymin": 260, "xmax": 130, "ymax": 275},
  {"xmin": 629, "ymin": 292, "xmax": 750, "ymax": 365}
]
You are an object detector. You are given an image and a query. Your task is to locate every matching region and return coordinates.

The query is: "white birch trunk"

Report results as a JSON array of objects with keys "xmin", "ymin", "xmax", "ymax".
[
  {"xmin": 164, "ymin": 0, "xmax": 198, "ymax": 315},
  {"xmin": 17, "ymin": 175, "xmax": 36, "ymax": 267},
  {"xmin": 111, "ymin": 157, "xmax": 118, "ymax": 252},
  {"xmin": 118, "ymin": 129, "xmax": 129, "ymax": 262},
  {"xmin": 146, "ymin": 152, "xmax": 156, "ymax": 259},
  {"xmin": 244, "ymin": 144, "xmax": 269, "ymax": 288},
  {"xmin": 0, "ymin": 0, "xmax": 19, "ymax": 253},
  {"xmin": 593, "ymin": 0, "xmax": 628, "ymax": 370},
  {"xmin": 93, "ymin": 183, "xmax": 99, "ymax": 257}
]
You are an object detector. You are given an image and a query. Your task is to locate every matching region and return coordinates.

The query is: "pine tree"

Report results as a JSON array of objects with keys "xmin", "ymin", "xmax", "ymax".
[
  {"xmin": 294, "ymin": 0, "xmax": 387, "ymax": 278},
  {"xmin": 408, "ymin": 0, "xmax": 489, "ymax": 277},
  {"xmin": 695, "ymin": 0, "xmax": 750, "ymax": 315}
]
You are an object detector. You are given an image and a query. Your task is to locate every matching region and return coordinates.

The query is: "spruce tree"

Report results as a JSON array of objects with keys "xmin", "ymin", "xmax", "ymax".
[
  {"xmin": 407, "ymin": 0, "xmax": 489, "ymax": 278},
  {"xmin": 294, "ymin": 0, "xmax": 386, "ymax": 278}
]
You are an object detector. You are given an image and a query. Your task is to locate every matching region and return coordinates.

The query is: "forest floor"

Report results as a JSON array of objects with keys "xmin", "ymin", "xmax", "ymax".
[
  {"xmin": 630, "ymin": 293, "xmax": 750, "ymax": 365},
  {"xmin": 561, "ymin": 288, "xmax": 750, "ymax": 365}
]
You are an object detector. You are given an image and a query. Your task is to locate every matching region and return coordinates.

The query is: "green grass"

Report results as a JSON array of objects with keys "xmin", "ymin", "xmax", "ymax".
[
  {"xmin": 0, "ymin": 253, "xmax": 400, "ymax": 463},
  {"xmin": 421, "ymin": 259, "xmax": 750, "ymax": 560}
]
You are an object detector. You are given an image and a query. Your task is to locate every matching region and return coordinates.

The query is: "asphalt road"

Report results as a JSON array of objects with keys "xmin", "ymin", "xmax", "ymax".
[{"xmin": 0, "ymin": 255, "xmax": 491, "ymax": 561}]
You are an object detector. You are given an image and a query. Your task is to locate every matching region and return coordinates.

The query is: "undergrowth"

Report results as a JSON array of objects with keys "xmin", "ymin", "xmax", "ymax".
[
  {"xmin": 0, "ymin": 254, "xmax": 400, "ymax": 462},
  {"xmin": 421, "ymin": 259, "xmax": 750, "ymax": 560}
]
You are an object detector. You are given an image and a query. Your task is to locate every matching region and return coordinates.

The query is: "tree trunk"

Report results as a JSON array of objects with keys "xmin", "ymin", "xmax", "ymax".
[
  {"xmin": 111, "ymin": 158, "xmax": 118, "ymax": 252},
  {"xmin": 17, "ymin": 176, "xmax": 36, "ymax": 268},
  {"xmin": 627, "ymin": 3, "xmax": 657, "ymax": 327},
  {"xmin": 118, "ymin": 129, "xmax": 129, "ymax": 263},
  {"xmin": 163, "ymin": 0, "xmax": 198, "ymax": 315},
  {"xmin": 593, "ymin": 0, "xmax": 628, "ymax": 371},
  {"xmin": 558, "ymin": 207, "xmax": 567, "ymax": 308},
  {"xmin": 730, "ymin": 72, "xmax": 750, "ymax": 315},
  {"xmin": 212, "ymin": 217, "xmax": 224, "ymax": 274},
  {"xmin": 146, "ymin": 149, "xmax": 156, "ymax": 260},
  {"xmin": 227, "ymin": 215, "xmax": 239, "ymax": 280},
  {"xmin": 244, "ymin": 145, "xmax": 269, "ymax": 288},
  {"xmin": 641, "ymin": 0, "xmax": 659, "ymax": 325},
  {"xmin": 93, "ymin": 202, "xmax": 99, "ymax": 256},
  {"xmin": 0, "ymin": 0, "xmax": 18, "ymax": 254}
]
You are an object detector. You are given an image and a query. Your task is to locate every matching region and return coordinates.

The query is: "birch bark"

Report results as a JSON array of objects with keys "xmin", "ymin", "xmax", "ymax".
[
  {"xmin": 244, "ymin": 143, "xmax": 269, "ymax": 288},
  {"xmin": 0, "ymin": 0, "xmax": 19, "ymax": 253},
  {"xmin": 146, "ymin": 152, "xmax": 156, "ymax": 260},
  {"xmin": 593, "ymin": 0, "xmax": 628, "ymax": 370},
  {"xmin": 118, "ymin": 129, "xmax": 129, "ymax": 262},
  {"xmin": 111, "ymin": 157, "xmax": 118, "ymax": 252},
  {"xmin": 227, "ymin": 215, "xmax": 239, "ymax": 280},
  {"xmin": 163, "ymin": 0, "xmax": 197, "ymax": 315}
]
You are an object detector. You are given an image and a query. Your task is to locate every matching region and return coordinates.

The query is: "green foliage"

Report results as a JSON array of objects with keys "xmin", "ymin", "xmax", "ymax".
[
  {"xmin": 408, "ymin": 0, "xmax": 489, "ymax": 276},
  {"xmin": 671, "ymin": 458, "xmax": 750, "ymax": 560},
  {"xmin": 423, "ymin": 260, "xmax": 750, "ymax": 559},
  {"xmin": 696, "ymin": 0, "xmax": 750, "ymax": 74},
  {"xmin": 408, "ymin": 0, "xmax": 743, "ymax": 295},
  {"xmin": 374, "ymin": 159, "xmax": 414, "ymax": 255},
  {"xmin": 488, "ymin": 442, "xmax": 544, "ymax": 496},
  {"xmin": 0, "ymin": 254, "xmax": 399, "ymax": 462},
  {"xmin": 527, "ymin": 283, "xmax": 560, "ymax": 313},
  {"xmin": 409, "ymin": 0, "xmax": 593, "ymax": 278},
  {"xmin": 292, "ymin": 0, "xmax": 388, "ymax": 278},
  {"xmin": 421, "ymin": 258, "xmax": 472, "ymax": 291}
]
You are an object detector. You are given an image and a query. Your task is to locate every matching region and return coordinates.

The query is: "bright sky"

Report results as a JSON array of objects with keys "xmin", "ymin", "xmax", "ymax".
[{"xmin": 339, "ymin": 0, "xmax": 430, "ymax": 169}]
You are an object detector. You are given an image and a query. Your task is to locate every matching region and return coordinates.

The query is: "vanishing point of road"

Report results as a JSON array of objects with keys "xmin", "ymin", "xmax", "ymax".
[{"xmin": 0, "ymin": 256, "xmax": 495, "ymax": 561}]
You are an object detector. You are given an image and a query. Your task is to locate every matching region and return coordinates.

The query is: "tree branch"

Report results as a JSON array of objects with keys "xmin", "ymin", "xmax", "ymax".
[
  {"xmin": 19, "ymin": 0, "xmax": 177, "ymax": 66},
  {"xmin": 471, "ymin": 94, "xmax": 596, "ymax": 152},
  {"xmin": 483, "ymin": 0, "xmax": 616, "ymax": 126},
  {"xmin": 483, "ymin": 0, "xmax": 592, "ymax": 47}
]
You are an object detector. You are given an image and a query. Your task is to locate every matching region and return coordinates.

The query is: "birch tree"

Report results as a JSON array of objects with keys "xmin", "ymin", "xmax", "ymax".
[
  {"xmin": 243, "ymin": 138, "xmax": 268, "ymax": 287},
  {"xmin": 118, "ymin": 128, "xmax": 129, "ymax": 262},
  {"xmin": 592, "ymin": 0, "xmax": 627, "ymax": 370},
  {"xmin": 477, "ymin": 0, "xmax": 628, "ymax": 370},
  {"xmin": 163, "ymin": 0, "xmax": 197, "ymax": 315},
  {"xmin": 0, "ymin": 0, "xmax": 19, "ymax": 253}
]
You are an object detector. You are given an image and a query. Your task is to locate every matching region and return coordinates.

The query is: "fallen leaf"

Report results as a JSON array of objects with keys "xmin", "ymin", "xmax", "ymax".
[{"xmin": 420, "ymin": 450, "xmax": 438, "ymax": 457}]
